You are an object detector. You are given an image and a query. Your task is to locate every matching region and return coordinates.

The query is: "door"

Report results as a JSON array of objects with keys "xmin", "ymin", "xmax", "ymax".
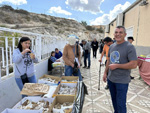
[{"xmin": 125, "ymin": 27, "xmax": 133, "ymax": 41}]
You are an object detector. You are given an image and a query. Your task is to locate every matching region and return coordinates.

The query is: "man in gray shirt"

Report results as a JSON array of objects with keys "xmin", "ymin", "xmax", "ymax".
[
  {"xmin": 82, "ymin": 40, "xmax": 91, "ymax": 69},
  {"xmin": 103, "ymin": 26, "xmax": 137, "ymax": 113}
]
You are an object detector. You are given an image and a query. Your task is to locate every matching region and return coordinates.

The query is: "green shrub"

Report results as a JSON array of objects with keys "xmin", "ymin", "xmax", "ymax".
[
  {"xmin": 0, "ymin": 5, "xmax": 14, "ymax": 11},
  {"xmin": 0, "ymin": 11, "xmax": 5, "ymax": 16},
  {"xmin": 81, "ymin": 21, "xmax": 87, "ymax": 27},
  {"xmin": 96, "ymin": 27, "xmax": 104, "ymax": 33},
  {"xmin": 0, "ymin": 25, "xmax": 6, "ymax": 27},
  {"xmin": 15, "ymin": 25, "xmax": 20, "ymax": 28},
  {"xmin": 50, "ymin": 18, "xmax": 56, "ymax": 22},
  {"xmin": 58, "ymin": 29, "xmax": 64, "ymax": 34},
  {"xmin": 39, "ymin": 18, "xmax": 49, "ymax": 24},
  {"xmin": 41, "ymin": 14, "xmax": 47, "ymax": 17},
  {"xmin": 5, "ymin": 16, "xmax": 14, "ymax": 24},
  {"xmin": 54, "ymin": 26, "xmax": 58, "ymax": 29},
  {"xmin": 55, "ymin": 22, "xmax": 61, "ymax": 25},
  {"xmin": 15, "ymin": 9, "xmax": 29, "ymax": 15},
  {"xmin": 86, "ymin": 26, "xmax": 94, "ymax": 31},
  {"xmin": 25, "ymin": 16, "xmax": 30, "ymax": 21}
]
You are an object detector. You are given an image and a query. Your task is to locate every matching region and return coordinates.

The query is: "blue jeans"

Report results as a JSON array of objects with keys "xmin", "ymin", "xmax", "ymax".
[
  {"xmin": 65, "ymin": 65, "xmax": 82, "ymax": 81},
  {"xmin": 84, "ymin": 53, "xmax": 91, "ymax": 67},
  {"xmin": 15, "ymin": 75, "xmax": 37, "ymax": 98},
  {"xmin": 108, "ymin": 79, "xmax": 129, "ymax": 113}
]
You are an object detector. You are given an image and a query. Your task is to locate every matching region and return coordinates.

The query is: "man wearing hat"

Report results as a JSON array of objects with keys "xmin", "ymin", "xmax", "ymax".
[{"xmin": 63, "ymin": 36, "xmax": 82, "ymax": 81}]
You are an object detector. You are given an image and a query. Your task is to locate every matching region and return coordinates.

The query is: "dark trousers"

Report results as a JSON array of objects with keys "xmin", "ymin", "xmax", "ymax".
[
  {"xmin": 105, "ymin": 60, "xmax": 107, "ymax": 66},
  {"xmin": 92, "ymin": 49, "xmax": 97, "ymax": 58},
  {"xmin": 108, "ymin": 79, "xmax": 129, "ymax": 113},
  {"xmin": 84, "ymin": 53, "xmax": 91, "ymax": 67}
]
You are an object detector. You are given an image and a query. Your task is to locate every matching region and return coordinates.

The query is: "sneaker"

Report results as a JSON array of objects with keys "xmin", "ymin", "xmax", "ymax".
[
  {"xmin": 130, "ymin": 76, "xmax": 134, "ymax": 79},
  {"xmin": 86, "ymin": 67, "xmax": 90, "ymax": 69},
  {"xmin": 105, "ymin": 85, "xmax": 109, "ymax": 90},
  {"xmin": 83, "ymin": 66, "xmax": 87, "ymax": 68}
]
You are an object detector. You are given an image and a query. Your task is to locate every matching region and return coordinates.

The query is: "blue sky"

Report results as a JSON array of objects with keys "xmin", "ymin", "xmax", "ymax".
[{"xmin": 0, "ymin": 0, "xmax": 136, "ymax": 25}]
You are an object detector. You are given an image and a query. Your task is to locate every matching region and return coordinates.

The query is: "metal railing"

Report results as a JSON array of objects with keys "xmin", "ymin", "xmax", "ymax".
[{"xmin": 0, "ymin": 27, "xmax": 67, "ymax": 80}]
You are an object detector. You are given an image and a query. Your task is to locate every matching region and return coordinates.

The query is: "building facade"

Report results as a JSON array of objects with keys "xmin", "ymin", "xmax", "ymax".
[{"xmin": 105, "ymin": 0, "xmax": 150, "ymax": 56}]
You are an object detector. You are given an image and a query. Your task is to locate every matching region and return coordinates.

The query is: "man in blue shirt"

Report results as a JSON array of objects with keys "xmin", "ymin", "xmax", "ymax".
[{"xmin": 55, "ymin": 48, "xmax": 62, "ymax": 59}]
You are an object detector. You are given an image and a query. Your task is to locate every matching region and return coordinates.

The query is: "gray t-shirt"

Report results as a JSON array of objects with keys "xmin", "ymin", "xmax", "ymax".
[
  {"xmin": 83, "ymin": 42, "xmax": 91, "ymax": 53},
  {"xmin": 108, "ymin": 41, "xmax": 137, "ymax": 84}
]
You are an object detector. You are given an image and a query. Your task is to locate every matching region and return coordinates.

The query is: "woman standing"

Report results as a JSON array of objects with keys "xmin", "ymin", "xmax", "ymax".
[{"xmin": 13, "ymin": 37, "xmax": 38, "ymax": 97}]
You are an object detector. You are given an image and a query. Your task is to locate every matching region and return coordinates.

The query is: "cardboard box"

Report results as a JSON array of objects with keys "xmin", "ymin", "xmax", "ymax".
[
  {"xmin": 2, "ymin": 108, "xmax": 42, "ymax": 113},
  {"xmin": 53, "ymin": 83, "xmax": 77, "ymax": 97},
  {"xmin": 38, "ymin": 75, "xmax": 61, "ymax": 85},
  {"xmin": 50, "ymin": 96, "xmax": 75, "ymax": 113},
  {"xmin": 61, "ymin": 76, "xmax": 79, "ymax": 83},
  {"xmin": 13, "ymin": 97, "xmax": 54, "ymax": 112},
  {"xmin": 20, "ymin": 83, "xmax": 50, "ymax": 96}
]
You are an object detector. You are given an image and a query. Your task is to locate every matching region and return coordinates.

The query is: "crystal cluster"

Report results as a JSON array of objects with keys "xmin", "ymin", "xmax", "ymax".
[
  {"xmin": 58, "ymin": 84, "xmax": 76, "ymax": 95},
  {"xmin": 40, "ymin": 77, "xmax": 56, "ymax": 83},
  {"xmin": 17, "ymin": 100, "xmax": 50, "ymax": 113}
]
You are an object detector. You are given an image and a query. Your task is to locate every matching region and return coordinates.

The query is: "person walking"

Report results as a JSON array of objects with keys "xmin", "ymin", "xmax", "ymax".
[
  {"xmin": 91, "ymin": 38, "xmax": 98, "ymax": 58},
  {"xmin": 103, "ymin": 26, "xmax": 137, "ymax": 113},
  {"xmin": 82, "ymin": 40, "xmax": 91, "ymax": 69},
  {"xmin": 13, "ymin": 37, "xmax": 38, "ymax": 98},
  {"xmin": 99, "ymin": 37, "xmax": 113, "ymax": 89}
]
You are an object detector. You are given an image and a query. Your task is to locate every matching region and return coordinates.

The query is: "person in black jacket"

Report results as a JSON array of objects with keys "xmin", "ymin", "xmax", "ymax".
[{"xmin": 91, "ymin": 38, "xmax": 98, "ymax": 58}]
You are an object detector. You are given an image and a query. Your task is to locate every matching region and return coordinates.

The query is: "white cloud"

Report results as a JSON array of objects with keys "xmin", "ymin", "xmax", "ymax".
[
  {"xmin": 90, "ymin": 1, "xmax": 131, "ymax": 25},
  {"xmin": 48, "ymin": 6, "xmax": 72, "ymax": 16},
  {"xmin": 65, "ymin": 0, "xmax": 104, "ymax": 14},
  {"xmin": 68, "ymin": 18, "xmax": 76, "ymax": 20},
  {"xmin": 80, "ymin": 0, "xmax": 88, "ymax": 5},
  {"xmin": 0, "ymin": 0, "xmax": 27, "ymax": 5}
]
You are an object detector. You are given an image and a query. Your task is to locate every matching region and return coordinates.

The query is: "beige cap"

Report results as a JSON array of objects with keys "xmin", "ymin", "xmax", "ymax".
[{"xmin": 68, "ymin": 36, "xmax": 76, "ymax": 45}]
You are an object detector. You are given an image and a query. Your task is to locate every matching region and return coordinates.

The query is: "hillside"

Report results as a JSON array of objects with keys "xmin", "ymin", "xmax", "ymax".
[{"xmin": 0, "ymin": 5, "xmax": 104, "ymax": 40}]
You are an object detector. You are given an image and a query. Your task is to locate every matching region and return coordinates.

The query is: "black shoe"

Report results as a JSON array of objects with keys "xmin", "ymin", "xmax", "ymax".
[
  {"xmin": 86, "ymin": 67, "xmax": 90, "ymax": 69},
  {"xmin": 83, "ymin": 66, "xmax": 87, "ymax": 68},
  {"xmin": 130, "ymin": 76, "xmax": 134, "ymax": 79},
  {"xmin": 105, "ymin": 85, "xmax": 109, "ymax": 90},
  {"xmin": 82, "ymin": 76, "xmax": 84, "ymax": 78}
]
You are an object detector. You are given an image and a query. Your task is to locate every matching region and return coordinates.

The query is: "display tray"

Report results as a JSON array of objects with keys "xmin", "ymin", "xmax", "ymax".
[{"xmin": 38, "ymin": 74, "xmax": 61, "ymax": 85}]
